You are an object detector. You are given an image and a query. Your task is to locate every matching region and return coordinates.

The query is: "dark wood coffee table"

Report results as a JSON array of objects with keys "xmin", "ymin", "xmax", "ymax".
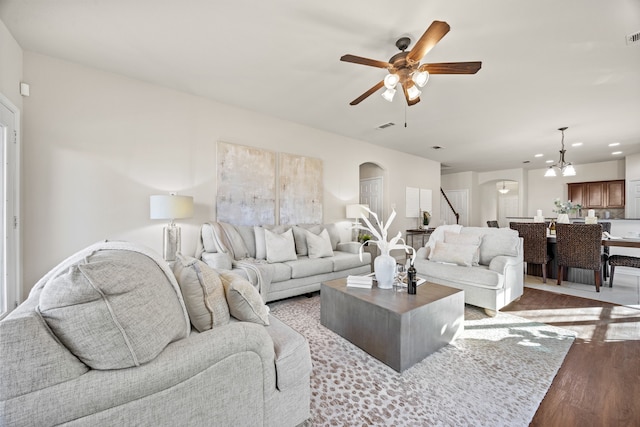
[{"xmin": 320, "ymin": 278, "xmax": 464, "ymax": 372}]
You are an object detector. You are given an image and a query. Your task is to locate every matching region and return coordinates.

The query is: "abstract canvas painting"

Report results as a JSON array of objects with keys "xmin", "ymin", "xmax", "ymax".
[
  {"xmin": 279, "ymin": 153, "xmax": 323, "ymax": 224},
  {"xmin": 216, "ymin": 142, "xmax": 276, "ymax": 225}
]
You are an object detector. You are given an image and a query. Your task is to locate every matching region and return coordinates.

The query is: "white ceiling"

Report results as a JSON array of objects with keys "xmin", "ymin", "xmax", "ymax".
[{"xmin": 2, "ymin": 0, "xmax": 639, "ymax": 174}]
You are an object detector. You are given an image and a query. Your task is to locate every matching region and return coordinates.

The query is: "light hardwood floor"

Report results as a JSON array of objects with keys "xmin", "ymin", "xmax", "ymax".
[{"xmin": 503, "ymin": 275, "xmax": 640, "ymax": 426}]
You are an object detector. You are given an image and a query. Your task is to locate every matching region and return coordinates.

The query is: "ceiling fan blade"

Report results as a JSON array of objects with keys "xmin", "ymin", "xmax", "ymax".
[
  {"xmin": 407, "ymin": 21, "xmax": 450, "ymax": 62},
  {"xmin": 419, "ymin": 61, "xmax": 482, "ymax": 74},
  {"xmin": 340, "ymin": 54, "xmax": 391, "ymax": 69},
  {"xmin": 350, "ymin": 81, "xmax": 385, "ymax": 105},
  {"xmin": 402, "ymin": 83, "xmax": 421, "ymax": 106}
]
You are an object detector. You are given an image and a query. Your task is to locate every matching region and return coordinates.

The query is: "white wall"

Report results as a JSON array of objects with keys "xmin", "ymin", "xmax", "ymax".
[
  {"xmin": 0, "ymin": 19, "xmax": 22, "ymax": 109},
  {"xmin": 20, "ymin": 52, "xmax": 441, "ymax": 296}
]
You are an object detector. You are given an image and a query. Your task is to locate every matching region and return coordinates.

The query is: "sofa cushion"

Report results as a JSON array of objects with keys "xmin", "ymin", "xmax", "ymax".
[
  {"xmin": 430, "ymin": 241, "xmax": 478, "ymax": 267},
  {"xmin": 305, "ymin": 228, "xmax": 334, "ymax": 258},
  {"xmin": 444, "ymin": 231, "xmax": 481, "ymax": 265},
  {"xmin": 220, "ymin": 272, "xmax": 270, "ymax": 325},
  {"xmin": 284, "ymin": 257, "xmax": 333, "ymax": 279},
  {"xmin": 255, "ymin": 225, "xmax": 290, "ymax": 260},
  {"xmin": 172, "ymin": 254, "xmax": 230, "ymax": 332},
  {"xmin": 418, "ymin": 261, "xmax": 503, "ymax": 289},
  {"xmin": 267, "ymin": 262, "xmax": 293, "ymax": 283},
  {"xmin": 330, "ymin": 251, "xmax": 370, "ymax": 271},
  {"xmin": 291, "ymin": 225, "xmax": 322, "ymax": 256},
  {"xmin": 265, "ymin": 228, "xmax": 298, "ymax": 263},
  {"xmin": 474, "ymin": 228, "xmax": 520, "ymax": 265},
  {"xmin": 200, "ymin": 251, "xmax": 233, "ymax": 270},
  {"xmin": 38, "ymin": 249, "xmax": 188, "ymax": 370}
]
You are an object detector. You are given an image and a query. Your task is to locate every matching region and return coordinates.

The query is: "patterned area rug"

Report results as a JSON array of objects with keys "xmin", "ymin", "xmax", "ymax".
[{"xmin": 269, "ymin": 294, "xmax": 576, "ymax": 427}]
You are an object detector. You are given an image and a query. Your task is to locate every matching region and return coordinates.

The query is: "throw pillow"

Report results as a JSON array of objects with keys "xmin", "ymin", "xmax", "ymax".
[
  {"xmin": 264, "ymin": 228, "xmax": 298, "ymax": 263},
  {"xmin": 220, "ymin": 272, "xmax": 270, "ymax": 325},
  {"xmin": 38, "ymin": 249, "xmax": 188, "ymax": 370},
  {"xmin": 305, "ymin": 228, "xmax": 334, "ymax": 258},
  {"xmin": 430, "ymin": 241, "xmax": 479, "ymax": 267},
  {"xmin": 254, "ymin": 225, "xmax": 290, "ymax": 260},
  {"xmin": 172, "ymin": 254, "xmax": 230, "ymax": 332},
  {"xmin": 444, "ymin": 231, "xmax": 481, "ymax": 265},
  {"xmin": 292, "ymin": 225, "xmax": 322, "ymax": 256}
]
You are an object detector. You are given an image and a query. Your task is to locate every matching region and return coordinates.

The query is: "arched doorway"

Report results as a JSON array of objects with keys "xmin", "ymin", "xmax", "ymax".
[{"xmin": 359, "ymin": 162, "xmax": 386, "ymax": 220}]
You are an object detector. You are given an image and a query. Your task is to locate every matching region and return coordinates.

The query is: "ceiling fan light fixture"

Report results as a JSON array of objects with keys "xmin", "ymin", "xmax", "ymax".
[
  {"xmin": 412, "ymin": 70, "xmax": 429, "ymax": 87},
  {"xmin": 407, "ymin": 84, "xmax": 421, "ymax": 100},
  {"xmin": 381, "ymin": 88, "xmax": 396, "ymax": 102},
  {"xmin": 384, "ymin": 73, "xmax": 399, "ymax": 89}
]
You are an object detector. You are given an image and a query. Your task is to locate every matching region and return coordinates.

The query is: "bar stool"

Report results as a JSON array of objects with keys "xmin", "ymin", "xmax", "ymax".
[{"xmin": 608, "ymin": 255, "xmax": 640, "ymax": 288}]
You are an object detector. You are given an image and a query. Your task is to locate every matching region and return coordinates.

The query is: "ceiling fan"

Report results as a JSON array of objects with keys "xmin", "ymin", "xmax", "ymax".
[{"xmin": 340, "ymin": 20, "xmax": 482, "ymax": 106}]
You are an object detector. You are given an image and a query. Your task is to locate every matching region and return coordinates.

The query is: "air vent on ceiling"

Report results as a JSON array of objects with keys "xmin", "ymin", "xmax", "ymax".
[
  {"xmin": 627, "ymin": 30, "xmax": 640, "ymax": 45},
  {"xmin": 376, "ymin": 122, "xmax": 395, "ymax": 130},
  {"xmin": 441, "ymin": 164, "xmax": 452, "ymax": 169},
  {"xmin": 431, "ymin": 146, "xmax": 444, "ymax": 150}
]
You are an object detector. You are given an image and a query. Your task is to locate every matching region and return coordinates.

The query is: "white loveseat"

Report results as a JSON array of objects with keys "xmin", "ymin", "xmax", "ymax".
[
  {"xmin": 197, "ymin": 222, "xmax": 371, "ymax": 302},
  {"xmin": 414, "ymin": 225, "xmax": 524, "ymax": 313}
]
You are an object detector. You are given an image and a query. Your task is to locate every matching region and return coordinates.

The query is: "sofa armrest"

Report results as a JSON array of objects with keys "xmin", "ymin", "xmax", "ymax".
[
  {"xmin": 1, "ymin": 322, "xmax": 277, "ymax": 427},
  {"xmin": 488, "ymin": 255, "xmax": 521, "ymax": 273},
  {"xmin": 336, "ymin": 242, "xmax": 362, "ymax": 254},
  {"xmin": 416, "ymin": 246, "xmax": 431, "ymax": 260}
]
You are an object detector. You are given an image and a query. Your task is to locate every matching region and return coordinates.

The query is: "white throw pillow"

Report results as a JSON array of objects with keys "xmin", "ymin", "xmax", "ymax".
[
  {"xmin": 444, "ymin": 231, "xmax": 481, "ymax": 265},
  {"xmin": 430, "ymin": 241, "xmax": 479, "ymax": 267},
  {"xmin": 265, "ymin": 228, "xmax": 298, "ymax": 263},
  {"xmin": 305, "ymin": 228, "xmax": 334, "ymax": 258}
]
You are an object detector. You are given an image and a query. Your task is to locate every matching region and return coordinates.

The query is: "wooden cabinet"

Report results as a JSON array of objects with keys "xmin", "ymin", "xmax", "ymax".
[
  {"xmin": 567, "ymin": 180, "xmax": 625, "ymax": 209},
  {"xmin": 606, "ymin": 180, "xmax": 625, "ymax": 208}
]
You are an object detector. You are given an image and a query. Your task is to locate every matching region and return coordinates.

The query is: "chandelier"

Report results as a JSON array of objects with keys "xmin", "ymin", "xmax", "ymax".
[
  {"xmin": 544, "ymin": 127, "xmax": 576, "ymax": 177},
  {"xmin": 498, "ymin": 181, "xmax": 510, "ymax": 194}
]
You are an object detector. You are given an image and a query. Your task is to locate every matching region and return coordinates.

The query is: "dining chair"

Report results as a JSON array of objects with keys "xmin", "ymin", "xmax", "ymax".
[
  {"xmin": 487, "ymin": 220, "xmax": 499, "ymax": 228},
  {"xmin": 573, "ymin": 221, "xmax": 611, "ymax": 279},
  {"xmin": 509, "ymin": 222, "xmax": 550, "ymax": 283},
  {"xmin": 555, "ymin": 223, "xmax": 603, "ymax": 292},
  {"xmin": 608, "ymin": 255, "xmax": 640, "ymax": 288}
]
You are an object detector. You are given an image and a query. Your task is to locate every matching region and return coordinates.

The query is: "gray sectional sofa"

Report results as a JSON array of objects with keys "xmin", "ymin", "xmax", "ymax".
[
  {"xmin": 0, "ymin": 241, "xmax": 312, "ymax": 427},
  {"xmin": 197, "ymin": 221, "xmax": 372, "ymax": 302},
  {"xmin": 414, "ymin": 225, "xmax": 524, "ymax": 314}
]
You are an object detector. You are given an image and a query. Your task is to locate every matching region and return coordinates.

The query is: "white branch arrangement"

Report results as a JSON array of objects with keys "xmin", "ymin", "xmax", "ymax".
[{"xmin": 353, "ymin": 207, "xmax": 415, "ymax": 263}]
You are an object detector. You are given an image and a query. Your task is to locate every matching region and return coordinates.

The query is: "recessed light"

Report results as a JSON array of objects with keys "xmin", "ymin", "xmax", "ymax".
[
  {"xmin": 572, "ymin": 142, "xmax": 583, "ymax": 147},
  {"xmin": 534, "ymin": 154, "xmax": 543, "ymax": 158},
  {"xmin": 546, "ymin": 160, "xmax": 554, "ymax": 164},
  {"xmin": 612, "ymin": 151, "xmax": 623, "ymax": 155},
  {"xmin": 609, "ymin": 142, "xmax": 620, "ymax": 147}
]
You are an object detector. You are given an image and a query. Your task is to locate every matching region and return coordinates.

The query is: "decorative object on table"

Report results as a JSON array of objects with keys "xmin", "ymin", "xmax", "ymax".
[
  {"xmin": 358, "ymin": 233, "xmax": 372, "ymax": 244},
  {"xmin": 346, "ymin": 204, "xmax": 369, "ymax": 241},
  {"xmin": 553, "ymin": 198, "xmax": 582, "ymax": 223},
  {"xmin": 407, "ymin": 260, "xmax": 417, "ymax": 294},
  {"xmin": 544, "ymin": 126, "xmax": 577, "ymax": 177},
  {"xmin": 422, "ymin": 210, "xmax": 431, "ymax": 228},
  {"xmin": 354, "ymin": 207, "xmax": 415, "ymax": 289},
  {"xmin": 346, "ymin": 275, "xmax": 373, "ymax": 289},
  {"xmin": 549, "ymin": 220, "xmax": 556, "ymax": 235},
  {"xmin": 585, "ymin": 209, "xmax": 598, "ymax": 224},
  {"xmin": 533, "ymin": 209, "xmax": 545, "ymax": 223},
  {"xmin": 150, "ymin": 193, "xmax": 194, "ymax": 261}
]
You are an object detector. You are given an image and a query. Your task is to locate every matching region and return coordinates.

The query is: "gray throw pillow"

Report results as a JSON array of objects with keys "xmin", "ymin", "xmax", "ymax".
[
  {"xmin": 220, "ymin": 272, "xmax": 270, "ymax": 325},
  {"xmin": 265, "ymin": 228, "xmax": 298, "ymax": 263},
  {"xmin": 173, "ymin": 254, "xmax": 230, "ymax": 332},
  {"xmin": 38, "ymin": 249, "xmax": 188, "ymax": 370},
  {"xmin": 305, "ymin": 228, "xmax": 334, "ymax": 258}
]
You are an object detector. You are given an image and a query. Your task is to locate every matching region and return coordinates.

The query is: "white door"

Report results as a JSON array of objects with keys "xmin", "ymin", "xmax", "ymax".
[
  {"xmin": 0, "ymin": 96, "xmax": 19, "ymax": 318},
  {"xmin": 440, "ymin": 189, "xmax": 469, "ymax": 226},
  {"xmin": 499, "ymin": 195, "xmax": 519, "ymax": 227},
  {"xmin": 360, "ymin": 177, "xmax": 383, "ymax": 220},
  {"xmin": 628, "ymin": 180, "xmax": 640, "ymax": 218}
]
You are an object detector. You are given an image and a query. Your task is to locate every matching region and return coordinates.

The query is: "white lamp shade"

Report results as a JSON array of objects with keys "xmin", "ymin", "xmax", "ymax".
[
  {"xmin": 544, "ymin": 167, "xmax": 557, "ymax": 177},
  {"xmin": 412, "ymin": 70, "xmax": 429, "ymax": 87},
  {"xmin": 381, "ymin": 88, "xmax": 396, "ymax": 102},
  {"xmin": 346, "ymin": 204, "xmax": 369, "ymax": 219},
  {"xmin": 407, "ymin": 84, "xmax": 421, "ymax": 100},
  {"xmin": 384, "ymin": 73, "xmax": 399, "ymax": 89},
  {"xmin": 150, "ymin": 194, "xmax": 194, "ymax": 220},
  {"xmin": 562, "ymin": 164, "xmax": 576, "ymax": 176}
]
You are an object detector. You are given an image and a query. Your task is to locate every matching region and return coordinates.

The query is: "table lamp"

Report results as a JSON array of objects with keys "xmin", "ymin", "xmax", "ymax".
[
  {"xmin": 150, "ymin": 193, "xmax": 194, "ymax": 261},
  {"xmin": 346, "ymin": 204, "xmax": 369, "ymax": 241}
]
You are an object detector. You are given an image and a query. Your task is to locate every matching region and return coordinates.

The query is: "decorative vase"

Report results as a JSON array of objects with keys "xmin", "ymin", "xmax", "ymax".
[
  {"xmin": 374, "ymin": 253, "xmax": 396, "ymax": 289},
  {"xmin": 557, "ymin": 213, "xmax": 570, "ymax": 224}
]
